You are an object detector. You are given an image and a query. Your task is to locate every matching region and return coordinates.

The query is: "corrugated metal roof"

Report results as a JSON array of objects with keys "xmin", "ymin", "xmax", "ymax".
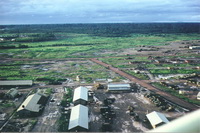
[
  {"xmin": 0, "ymin": 80, "xmax": 33, "ymax": 86},
  {"xmin": 107, "ymin": 83, "xmax": 131, "ymax": 90},
  {"xmin": 68, "ymin": 104, "xmax": 88, "ymax": 130},
  {"xmin": 73, "ymin": 86, "xmax": 88, "ymax": 102},
  {"xmin": 108, "ymin": 84, "xmax": 131, "ymax": 88},
  {"xmin": 17, "ymin": 93, "xmax": 43, "ymax": 112},
  {"xmin": 146, "ymin": 111, "xmax": 169, "ymax": 127},
  {"xmin": 7, "ymin": 88, "xmax": 18, "ymax": 97}
]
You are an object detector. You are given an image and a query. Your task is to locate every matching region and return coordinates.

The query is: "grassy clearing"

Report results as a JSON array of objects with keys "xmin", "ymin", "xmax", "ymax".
[
  {"xmin": 150, "ymin": 69, "xmax": 199, "ymax": 75},
  {"xmin": 146, "ymin": 63, "xmax": 200, "ymax": 68},
  {"xmin": 1, "ymin": 33, "xmax": 200, "ymax": 59},
  {"xmin": 0, "ymin": 60, "xmax": 117, "ymax": 83}
]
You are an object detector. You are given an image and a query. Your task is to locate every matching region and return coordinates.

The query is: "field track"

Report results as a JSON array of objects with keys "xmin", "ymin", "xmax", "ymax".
[{"xmin": 90, "ymin": 58, "xmax": 199, "ymax": 111}]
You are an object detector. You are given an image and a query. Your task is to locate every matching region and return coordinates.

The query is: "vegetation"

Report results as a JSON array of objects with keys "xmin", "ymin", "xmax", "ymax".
[
  {"xmin": 0, "ymin": 23, "xmax": 199, "ymax": 108},
  {"xmin": 1, "ymin": 24, "xmax": 200, "ymax": 59},
  {"xmin": 150, "ymin": 69, "xmax": 199, "ymax": 75},
  {"xmin": 61, "ymin": 88, "xmax": 73, "ymax": 106},
  {"xmin": 0, "ymin": 102, "xmax": 15, "ymax": 108},
  {"xmin": 57, "ymin": 114, "xmax": 69, "ymax": 132},
  {"xmin": 29, "ymin": 119, "xmax": 38, "ymax": 131},
  {"xmin": 0, "ymin": 60, "xmax": 114, "ymax": 83},
  {"xmin": 45, "ymin": 88, "xmax": 53, "ymax": 96}
]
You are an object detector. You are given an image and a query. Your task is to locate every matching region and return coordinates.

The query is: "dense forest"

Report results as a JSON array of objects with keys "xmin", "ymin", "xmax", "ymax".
[{"xmin": 0, "ymin": 23, "xmax": 200, "ymax": 37}]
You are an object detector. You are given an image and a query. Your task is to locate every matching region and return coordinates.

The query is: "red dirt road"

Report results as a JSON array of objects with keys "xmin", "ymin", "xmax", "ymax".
[{"xmin": 90, "ymin": 58, "xmax": 199, "ymax": 111}]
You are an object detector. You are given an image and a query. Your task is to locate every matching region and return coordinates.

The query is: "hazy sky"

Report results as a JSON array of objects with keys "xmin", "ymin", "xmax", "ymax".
[{"xmin": 0, "ymin": 0, "xmax": 200, "ymax": 24}]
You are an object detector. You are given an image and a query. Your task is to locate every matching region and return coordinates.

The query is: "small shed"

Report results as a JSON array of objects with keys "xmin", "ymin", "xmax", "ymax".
[
  {"xmin": 68, "ymin": 104, "xmax": 88, "ymax": 132},
  {"xmin": 146, "ymin": 111, "xmax": 169, "ymax": 129},
  {"xmin": 73, "ymin": 86, "xmax": 88, "ymax": 106},
  {"xmin": 17, "ymin": 93, "xmax": 48, "ymax": 117},
  {"xmin": 6, "ymin": 88, "xmax": 18, "ymax": 98},
  {"xmin": 107, "ymin": 83, "xmax": 131, "ymax": 91}
]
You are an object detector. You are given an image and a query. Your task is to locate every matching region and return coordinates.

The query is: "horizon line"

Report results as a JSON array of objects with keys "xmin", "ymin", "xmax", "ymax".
[{"xmin": 0, "ymin": 21, "xmax": 200, "ymax": 26}]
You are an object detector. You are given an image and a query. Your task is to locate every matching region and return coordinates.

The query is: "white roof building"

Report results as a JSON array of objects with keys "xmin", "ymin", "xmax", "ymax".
[
  {"xmin": 146, "ymin": 111, "xmax": 169, "ymax": 129},
  {"xmin": 107, "ymin": 83, "xmax": 131, "ymax": 91},
  {"xmin": 73, "ymin": 86, "xmax": 88, "ymax": 102},
  {"xmin": 68, "ymin": 104, "xmax": 88, "ymax": 131}
]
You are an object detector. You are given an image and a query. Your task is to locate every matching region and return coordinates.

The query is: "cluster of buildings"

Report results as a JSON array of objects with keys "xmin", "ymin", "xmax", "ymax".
[
  {"xmin": 68, "ymin": 86, "xmax": 89, "ymax": 131},
  {"xmin": 68, "ymin": 84, "xmax": 170, "ymax": 131},
  {"xmin": 2, "ymin": 83, "xmax": 172, "ymax": 131},
  {"xmin": 68, "ymin": 84, "xmax": 131, "ymax": 131}
]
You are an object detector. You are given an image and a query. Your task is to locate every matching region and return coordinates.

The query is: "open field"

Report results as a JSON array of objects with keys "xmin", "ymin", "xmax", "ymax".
[{"xmin": 0, "ymin": 23, "xmax": 200, "ymax": 132}]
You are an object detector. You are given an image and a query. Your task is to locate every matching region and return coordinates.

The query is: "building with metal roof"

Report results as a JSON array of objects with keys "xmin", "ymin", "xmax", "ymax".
[
  {"xmin": 73, "ymin": 86, "xmax": 88, "ymax": 106},
  {"xmin": 107, "ymin": 83, "xmax": 131, "ymax": 91},
  {"xmin": 0, "ymin": 80, "xmax": 33, "ymax": 86},
  {"xmin": 68, "ymin": 104, "xmax": 88, "ymax": 131},
  {"xmin": 6, "ymin": 88, "xmax": 18, "ymax": 98},
  {"xmin": 17, "ymin": 93, "xmax": 47, "ymax": 117},
  {"xmin": 146, "ymin": 111, "xmax": 169, "ymax": 129}
]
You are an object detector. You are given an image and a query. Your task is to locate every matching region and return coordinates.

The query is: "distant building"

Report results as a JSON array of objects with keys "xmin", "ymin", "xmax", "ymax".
[
  {"xmin": 107, "ymin": 83, "xmax": 131, "ymax": 91},
  {"xmin": 76, "ymin": 75, "xmax": 80, "ymax": 81},
  {"xmin": 189, "ymin": 46, "xmax": 200, "ymax": 50},
  {"xmin": 0, "ymin": 80, "xmax": 33, "ymax": 86},
  {"xmin": 197, "ymin": 92, "xmax": 200, "ymax": 100},
  {"xmin": 6, "ymin": 88, "xmax": 18, "ymax": 99},
  {"xmin": 17, "ymin": 93, "xmax": 48, "ymax": 117},
  {"xmin": 0, "ymin": 113, "xmax": 7, "ymax": 121},
  {"xmin": 179, "ymin": 89, "xmax": 194, "ymax": 95},
  {"xmin": 146, "ymin": 111, "xmax": 169, "ymax": 129},
  {"xmin": 68, "ymin": 104, "xmax": 88, "ymax": 132},
  {"xmin": 73, "ymin": 86, "xmax": 88, "ymax": 106},
  {"xmin": 94, "ymin": 78, "xmax": 107, "ymax": 83}
]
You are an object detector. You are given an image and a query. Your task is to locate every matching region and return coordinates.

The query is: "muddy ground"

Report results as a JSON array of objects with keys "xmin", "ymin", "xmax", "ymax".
[{"xmin": 89, "ymin": 89, "xmax": 185, "ymax": 132}]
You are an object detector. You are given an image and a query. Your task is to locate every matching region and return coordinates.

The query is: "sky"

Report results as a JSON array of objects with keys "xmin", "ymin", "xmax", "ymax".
[{"xmin": 0, "ymin": 0, "xmax": 200, "ymax": 24}]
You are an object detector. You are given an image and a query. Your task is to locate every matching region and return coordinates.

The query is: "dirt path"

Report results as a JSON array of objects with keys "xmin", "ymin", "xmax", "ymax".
[{"xmin": 90, "ymin": 58, "xmax": 199, "ymax": 111}]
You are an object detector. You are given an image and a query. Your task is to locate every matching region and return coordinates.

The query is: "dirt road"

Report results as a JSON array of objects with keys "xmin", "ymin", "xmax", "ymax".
[{"xmin": 90, "ymin": 58, "xmax": 198, "ymax": 111}]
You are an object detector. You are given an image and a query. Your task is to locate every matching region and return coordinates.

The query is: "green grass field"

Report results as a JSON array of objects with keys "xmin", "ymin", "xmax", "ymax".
[{"xmin": 1, "ymin": 33, "xmax": 200, "ymax": 59}]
